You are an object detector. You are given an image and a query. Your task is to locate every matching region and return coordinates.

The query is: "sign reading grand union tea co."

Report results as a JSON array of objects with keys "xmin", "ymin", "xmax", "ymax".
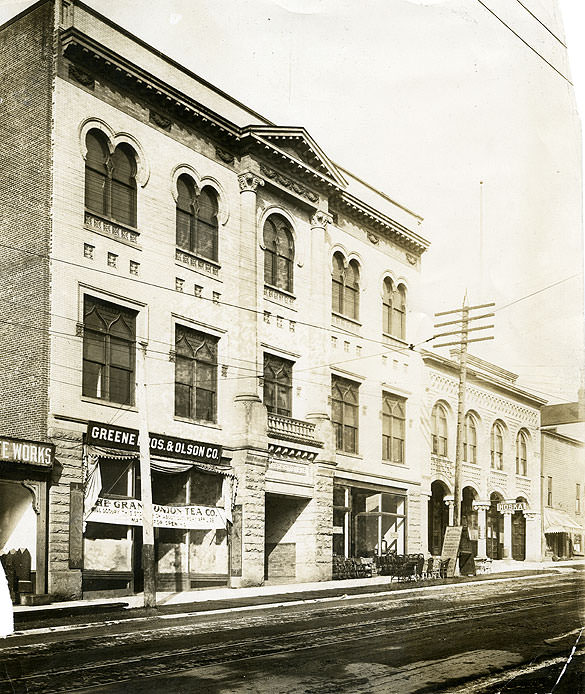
[
  {"xmin": 87, "ymin": 422, "xmax": 222, "ymax": 464},
  {"xmin": 0, "ymin": 436, "xmax": 54, "ymax": 467}
]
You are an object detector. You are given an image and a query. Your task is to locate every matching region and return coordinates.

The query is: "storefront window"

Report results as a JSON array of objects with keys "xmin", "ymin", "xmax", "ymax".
[
  {"xmin": 84, "ymin": 523, "xmax": 133, "ymax": 571},
  {"xmin": 353, "ymin": 490, "xmax": 406, "ymax": 557},
  {"xmin": 333, "ymin": 487, "xmax": 350, "ymax": 557}
]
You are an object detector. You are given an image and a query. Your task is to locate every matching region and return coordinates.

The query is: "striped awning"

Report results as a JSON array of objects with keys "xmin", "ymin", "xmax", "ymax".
[{"xmin": 544, "ymin": 507, "xmax": 585, "ymax": 534}]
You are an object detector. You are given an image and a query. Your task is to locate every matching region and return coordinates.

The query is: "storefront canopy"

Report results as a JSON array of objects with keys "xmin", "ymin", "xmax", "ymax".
[{"xmin": 544, "ymin": 507, "xmax": 584, "ymax": 534}]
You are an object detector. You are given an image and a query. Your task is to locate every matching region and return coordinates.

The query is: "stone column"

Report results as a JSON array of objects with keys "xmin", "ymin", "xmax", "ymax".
[
  {"xmin": 473, "ymin": 501, "xmax": 490, "ymax": 559},
  {"xmin": 502, "ymin": 510, "xmax": 513, "ymax": 559},
  {"xmin": 306, "ymin": 210, "xmax": 333, "ymax": 419},
  {"xmin": 444, "ymin": 495, "xmax": 455, "ymax": 525},
  {"xmin": 236, "ymin": 171, "xmax": 264, "ymax": 401}
]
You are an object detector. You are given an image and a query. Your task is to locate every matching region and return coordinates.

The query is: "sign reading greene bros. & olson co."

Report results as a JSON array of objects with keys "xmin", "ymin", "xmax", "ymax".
[
  {"xmin": 86, "ymin": 422, "xmax": 222, "ymax": 464},
  {"xmin": 0, "ymin": 436, "xmax": 54, "ymax": 467}
]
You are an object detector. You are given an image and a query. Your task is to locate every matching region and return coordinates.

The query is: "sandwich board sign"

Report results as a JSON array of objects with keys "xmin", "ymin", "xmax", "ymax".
[{"xmin": 441, "ymin": 525, "xmax": 476, "ymax": 577}]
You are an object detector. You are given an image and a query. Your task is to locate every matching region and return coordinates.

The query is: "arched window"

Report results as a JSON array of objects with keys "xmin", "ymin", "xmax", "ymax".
[
  {"xmin": 382, "ymin": 278, "xmax": 406, "ymax": 339},
  {"xmin": 85, "ymin": 130, "xmax": 137, "ymax": 227},
  {"xmin": 263, "ymin": 353, "xmax": 293, "ymax": 416},
  {"xmin": 463, "ymin": 413, "xmax": 477, "ymax": 463},
  {"xmin": 431, "ymin": 403, "xmax": 448, "ymax": 457},
  {"xmin": 263, "ymin": 214, "xmax": 294, "ymax": 292},
  {"xmin": 491, "ymin": 421, "xmax": 505, "ymax": 470},
  {"xmin": 332, "ymin": 252, "xmax": 359, "ymax": 320},
  {"xmin": 516, "ymin": 430, "xmax": 528, "ymax": 476},
  {"xmin": 176, "ymin": 176, "xmax": 219, "ymax": 262}
]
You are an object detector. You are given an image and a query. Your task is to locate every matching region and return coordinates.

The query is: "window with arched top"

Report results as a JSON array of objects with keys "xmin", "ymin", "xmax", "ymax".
[
  {"xmin": 431, "ymin": 403, "xmax": 448, "ymax": 457},
  {"xmin": 175, "ymin": 325, "xmax": 218, "ymax": 422},
  {"xmin": 263, "ymin": 214, "xmax": 294, "ymax": 292},
  {"xmin": 85, "ymin": 130, "xmax": 137, "ymax": 227},
  {"xmin": 463, "ymin": 413, "xmax": 477, "ymax": 464},
  {"xmin": 332, "ymin": 376, "xmax": 359, "ymax": 453},
  {"xmin": 332, "ymin": 252, "xmax": 360, "ymax": 320},
  {"xmin": 382, "ymin": 278, "xmax": 406, "ymax": 339},
  {"xmin": 516, "ymin": 430, "xmax": 528, "ymax": 476},
  {"xmin": 491, "ymin": 421, "xmax": 505, "ymax": 470},
  {"xmin": 176, "ymin": 175, "xmax": 219, "ymax": 262},
  {"xmin": 82, "ymin": 296, "xmax": 136, "ymax": 405}
]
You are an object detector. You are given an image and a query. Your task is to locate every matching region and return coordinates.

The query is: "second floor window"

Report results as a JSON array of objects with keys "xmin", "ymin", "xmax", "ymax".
[
  {"xmin": 332, "ymin": 376, "xmax": 359, "ymax": 454},
  {"xmin": 263, "ymin": 354, "xmax": 293, "ymax": 416},
  {"xmin": 491, "ymin": 421, "xmax": 505, "ymax": 470},
  {"xmin": 85, "ymin": 129, "xmax": 137, "ymax": 227},
  {"xmin": 175, "ymin": 326, "xmax": 218, "ymax": 422},
  {"xmin": 332, "ymin": 252, "xmax": 359, "ymax": 320},
  {"xmin": 547, "ymin": 476, "xmax": 553, "ymax": 507},
  {"xmin": 463, "ymin": 413, "xmax": 477, "ymax": 463},
  {"xmin": 516, "ymin": 430, "xmax": 528, "ymax": 476},
  {"xmin": 382, "ymin": 393, "xmax": 405, "ymax": 463},
  {"xmin": 176, "ymin": 175, "xmax": 219, "ymax": 262},
  {"xmin": 382, "ymin": 278, "xmax": 406, "ymax": 340},
  {"xmin": 431, "ymin": 403, "xmax": 448, "ymax": 457},
  {"xmin": 577, "ymin": 484, "xmax": 581, "ymax": 514},
  {"xmin": 82, "ymin": 296, "xmax": 136, "ymax": 405},
  {"xmin": 263, "ymin": 215, "xmax": 294, "ymax": 292}
]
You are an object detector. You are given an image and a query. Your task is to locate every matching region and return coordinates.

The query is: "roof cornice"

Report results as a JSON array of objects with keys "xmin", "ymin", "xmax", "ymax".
[{"xmin": 422, "ymin": 350, "xmax": 548, "ymax": 406}]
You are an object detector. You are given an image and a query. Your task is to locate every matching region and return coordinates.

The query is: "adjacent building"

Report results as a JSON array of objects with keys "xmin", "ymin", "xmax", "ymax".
[
  {"xmin": 0, "ymin": 0, "xmax": 430, "ymax": 600},
  {"xmin": 422, "ymin": 352, "xmax": 546, "ymax": 563}
]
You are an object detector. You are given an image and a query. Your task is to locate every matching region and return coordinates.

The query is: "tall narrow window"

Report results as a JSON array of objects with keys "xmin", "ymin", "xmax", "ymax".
[
  {"xmin": 516, "ymin": 430, "xmax": 528, "ymax": 476},
  {"xmin": 332, "ymin": 252, "xmax": 359, "ymax": 320},
  {"xmin": 382, "ymin": 279, "xmax": 406, "ymax": 339},
  {"xmin": 491, "ymin": 421, "xmax": 505, "ymax": 470},
  {"xmin": 463, "ymin": 413, "xmax": 477, "ymax": 463},
  {"xmin": 82, "ymin": 297, "xmax": 136, "ymax": 405},
  {"xmin": 382, "ymin": 393, "xmax": 405, "ymax": 463},
  {"xmin": 332, "ymin": 376, "xmax": 359, "ymax": 454},
  {"xmin": 263, "ymin": 354, "xmax": 293, "ymax": 416},
  {"xmin": 547, "ymin": 476, "xmax": 553, "ymax": 507},
  {"xmin": 263, "ymin": 215, "xmax": 294, "ymax": 292},
  {"xmin": 176, "ymin": 175, "xmax": 219, "ymax": 262},
  {"xmin": 431, "ymin": 403, "xmax": 448, "ymax": 457},
  {"xmin": 577, "ymin": 484, "xmax": 581, "ymax": 514},
  {"xmin": 175, "ymin": 326, "xmax": 218, "ymax": 422},
  {"xmin": 84, "ymin": 130, "xmax": 137, "ymax": 227}
]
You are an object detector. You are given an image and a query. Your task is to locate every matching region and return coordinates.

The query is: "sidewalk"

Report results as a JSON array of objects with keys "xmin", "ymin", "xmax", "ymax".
[{"xmin": 11, "ymin": 558, "xmax": 584, "ymax": 630}]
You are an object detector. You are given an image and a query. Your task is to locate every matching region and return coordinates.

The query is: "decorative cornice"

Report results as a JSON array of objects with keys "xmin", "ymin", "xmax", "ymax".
[
  {"xmin": 68, "ymin": 64, "xmax": 94, "ymax": 89},
  {"xmin": 238, "ymin": 173, "xmax": 264, "ymax": 193},
  {"xmin": 149, "ymin": 109, "xmax": 172, "ymax": 130},
  {"xmin": 260, "ymin": 163, "xmax": 319, "ymax": 203},
  {"xmin": 215, "ymin": 147, "xmax": 235, "ymax": 165}
]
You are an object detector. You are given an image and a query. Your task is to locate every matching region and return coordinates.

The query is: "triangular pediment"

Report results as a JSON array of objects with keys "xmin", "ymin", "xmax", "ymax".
[{"xmin": 243, "ymin": 125, "xmax": 347, "ymax": 187}]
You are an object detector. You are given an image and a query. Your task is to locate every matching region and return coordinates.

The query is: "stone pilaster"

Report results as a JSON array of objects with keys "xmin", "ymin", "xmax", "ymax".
[
  {"xmin": 473, "ymin": 501, "xmax": 490, "ymax": 558},
  {"xmin": 47, "ymin": 426, "xmax": 84, "ymax": 599}
]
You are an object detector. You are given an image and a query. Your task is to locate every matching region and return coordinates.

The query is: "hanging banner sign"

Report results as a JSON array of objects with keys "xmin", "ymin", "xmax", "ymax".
[
  {"xmin": 86, "ymin": 422, "xmax": 222, "ymax": 464},
  {"xmin": 85, "ymin": 497, "xmax": 227, "ymax": 529},
  {"xmin": 497, "ymin": 502, "xmax": 527, "ymax": 513},
  {"xmin": 0, "ymin": 436, "xmax": 54, "ymax": 467}
]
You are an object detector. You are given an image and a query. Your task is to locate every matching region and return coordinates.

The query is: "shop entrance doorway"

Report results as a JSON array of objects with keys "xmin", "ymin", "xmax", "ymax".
[
  {"xmin": 264, "ymin": 493, "xmax": 309, "ymax": 583},
  {"xmin": 428, "ymin": 481, "xmax": 449, "ymax": 556},
  {"xmin": 511, "ymin": 497, "xmax": 527, "ymax": 560},
  {"xmin": 487, "ymin": 492, "xmax": 504, "ymax": 559}
]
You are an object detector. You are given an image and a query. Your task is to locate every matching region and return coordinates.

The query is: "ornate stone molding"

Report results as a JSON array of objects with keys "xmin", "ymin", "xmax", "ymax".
[
  {"xmin": 367, "ymin": 232, "xmax": 379, "ymax": 244},
  {"xmin": 84, "ymin": 211, "xmax": 139, "ymax": 245},
  {"xmin": 215, "ymin": 147, "xmax": 234, "ymax": 165},
  {"xmin": 175, "ymin": 249, "xmax": 220, "ymax": 277},
  {"xmin": 69, "ymin": 64, "xmax": 95, "ymax": 89},
  {"xmin": 149, "ymin": 110, "xmax": 172, "ymax": 130},
  {"xmin": 259, "ymin": 164, "xmax": 318, "ymax": 202},
  {"xmin": 238, "ymin": 173, "xmax": 264, "ymax": 193},
  {"xmin": 268, "ymin": 443, "xmax": 318, "ymax": 463},
  {"xmin": 406, "ymin": 253, "xmax": 417, "ymax": 265},
  {"xmin": 22, "ymin": 481, "xmax": 40, "ymax": 514},
  {"xmin": 311, "ymin": 211, "xmax": 333, "ymax": 229}
]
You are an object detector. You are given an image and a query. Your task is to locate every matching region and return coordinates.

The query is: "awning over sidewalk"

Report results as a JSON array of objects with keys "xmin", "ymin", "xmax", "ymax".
[{"xmin": 544, "ymin": 507, "xmax": 584, "ymax": 534}]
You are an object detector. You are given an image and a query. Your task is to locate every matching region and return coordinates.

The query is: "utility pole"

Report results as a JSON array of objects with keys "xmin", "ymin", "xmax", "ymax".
[
  {"xmin": 136, "ymin": 342, "xmax": 156, "ymax": 608},
  {"xmin": 433, "ymin": 298, "xmax": 495, "ymax": 525}
]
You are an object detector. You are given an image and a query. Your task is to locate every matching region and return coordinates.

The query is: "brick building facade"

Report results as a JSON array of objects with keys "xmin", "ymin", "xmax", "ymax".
[{"xmin": 0, "ymin": 0, "xmax": 430, "ymax": 600}]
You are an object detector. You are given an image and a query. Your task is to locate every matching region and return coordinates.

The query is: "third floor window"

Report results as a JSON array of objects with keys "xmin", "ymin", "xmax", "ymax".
[
  {"xmin": 382, "ymin": 278, "xmax": 406, "ymax": 340},
  {"xmin": 332, "ymin": 252, "xmax": 360, "ymax": 321},
  {"xmin": 176, "ymin": 175, "xmax": 219, "ymax": 262}
]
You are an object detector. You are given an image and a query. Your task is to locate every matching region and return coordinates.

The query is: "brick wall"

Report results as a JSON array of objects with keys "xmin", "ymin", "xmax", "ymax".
[{"xmin": 0, "ymin": 1, "xmax": 54, "ymax": 441}]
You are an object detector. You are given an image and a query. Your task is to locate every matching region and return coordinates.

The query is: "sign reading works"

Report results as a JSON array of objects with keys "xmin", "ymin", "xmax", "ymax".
[
  {"xmin": 87, "ymin": 422, "xmax": 222, "ymax": 464},
  {"xmin": 85, "ymin": 497, "xmax": 227, "ymax": 529},
  {"xmin": 0, "ymin": 436, "xmax": 54, "ymax": 467}
]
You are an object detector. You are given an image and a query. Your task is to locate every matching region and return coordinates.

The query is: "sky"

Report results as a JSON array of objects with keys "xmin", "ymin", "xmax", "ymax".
[{"xmin": 1, "ymin": 0, "xmax": 583, "ymax": 404}]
